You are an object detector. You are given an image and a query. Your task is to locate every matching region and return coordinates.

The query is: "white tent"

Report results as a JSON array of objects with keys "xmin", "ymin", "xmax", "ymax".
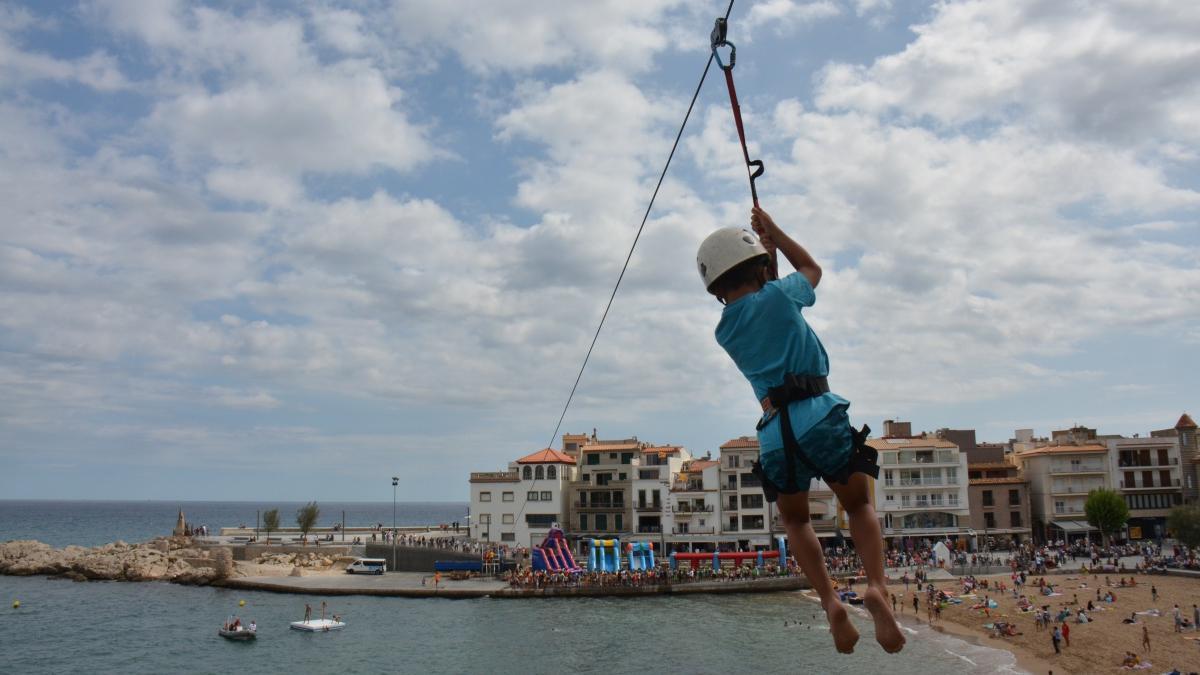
[{"xmin": 932, "ymin": 541, "xmax": 951, "ymax": 567}]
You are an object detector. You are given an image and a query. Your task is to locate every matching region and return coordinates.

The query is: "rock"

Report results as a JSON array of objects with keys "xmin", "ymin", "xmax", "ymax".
[
  {"xmin": 289, "ymin": 566, "xmax": 304, "ymax": 577},
  {"xmin": 171, "ymin": 565, "xmax": 217, "ymax": 586},
  {"xmin": 213, "ymin": 548, "xmax": 234, "ymax": 580}
]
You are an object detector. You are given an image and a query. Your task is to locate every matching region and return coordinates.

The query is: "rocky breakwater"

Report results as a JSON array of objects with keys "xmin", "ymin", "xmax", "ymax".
[{"xmin": 0, "ymin": 538, "xmax": 236, "ymax": 585}]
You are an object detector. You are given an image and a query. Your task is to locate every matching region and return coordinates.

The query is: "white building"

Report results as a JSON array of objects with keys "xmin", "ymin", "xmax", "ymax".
[
  {"xmin": 1107, "ymin": 436, "xmax": 1184, "ymax": 540},
  {"xmin": 468, "ymin": 448, "xmax": 576, "ymax": 548},
  {"xmin": 871, "ymin": 434, "xmax": 971, "ymax": 543},
  {"xmin": 1012, "ymin": 443, "xmax": 1110, "ymax": 541},
  {"xmin": 631, "ymin": 444, "xmax": 689, "ymax": 543},
  {"xmin": 718, "ymin": 437, "xmax": 774, "ymax": 549},
  {"xmin": 669, "ymin": 458, "xmax": 722, "ymax": 543}
]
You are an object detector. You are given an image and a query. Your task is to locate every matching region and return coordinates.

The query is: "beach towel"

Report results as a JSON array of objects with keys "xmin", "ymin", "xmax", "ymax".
[
  {"xmin": 1135, "ymin": 609, "xmax": 1162, "ymax": 616},
  {"xmin": 988, "ymin": 600, "xmax": 998, "ymax": 608},
  {"xmin": 1118, "ymin": 662, "xmax": 1151, "ymax": 670}
]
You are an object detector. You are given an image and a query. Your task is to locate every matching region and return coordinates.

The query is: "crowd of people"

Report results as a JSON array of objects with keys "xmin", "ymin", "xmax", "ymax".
[{"xmin": 502, "ymin": 561, "xmax": 800, "ymax": 589}]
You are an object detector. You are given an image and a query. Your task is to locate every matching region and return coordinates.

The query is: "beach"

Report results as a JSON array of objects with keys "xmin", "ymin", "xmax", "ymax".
[{"xmin": 895, "ymin": 571, "xmax": 1200, "ymax": 674}]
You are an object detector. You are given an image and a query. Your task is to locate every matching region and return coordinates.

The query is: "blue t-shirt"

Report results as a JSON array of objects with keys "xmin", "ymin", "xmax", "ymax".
[{"xmin": 715, "ymin": 272, "xmax": 848, "ymax": 452}]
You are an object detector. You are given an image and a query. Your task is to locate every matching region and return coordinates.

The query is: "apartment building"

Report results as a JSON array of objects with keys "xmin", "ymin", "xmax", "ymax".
[
  {"xmin": 1107, "ymin": 436, "xmax": 1184, "ymax": 540},
  {"xmin": 468, "ymin": 447, "xmax": 576, "ymax": 548},
  {"xmin": 1151, "ymin": 414, "xmax": 1199, "ymax": 505},
  {"xmin": 871, "ymin": 427, "xmax": 971, "ymax": 543},
  {"xmin": 669, "ymin": 459, "xmax": 722, "ymax": 546},
  {"xmin": 568, "ymin": 435, "xmax": 641, "ymax": 543},
  {"xmin": 631, "ymin": 444, "xmax": 689, "ymax": 541},
  {"xmin": 1012, "ymin": 444, "xmax": 1110, "ymax": 541},
  {"xmin": 718, "ymin": 437, "xmax": 774, "ymax": 549},
  {"xmin": 967, "ymin": 458, "xmax": 1031, "ymax": 547}
]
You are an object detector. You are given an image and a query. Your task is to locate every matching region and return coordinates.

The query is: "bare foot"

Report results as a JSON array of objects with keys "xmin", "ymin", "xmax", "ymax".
[
  {"xmin": 823, "ymin": 597, "xmax": 860, "ymax": 654},
  {"xmin": 864, "ymin": 584, "xmax": 906, "ymax": 653}
]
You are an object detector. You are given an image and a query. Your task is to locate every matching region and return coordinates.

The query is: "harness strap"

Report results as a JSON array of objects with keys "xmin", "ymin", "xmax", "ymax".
[{"xmin": 711, "ymin": 16, "xmax": 775, "ymax": 280}]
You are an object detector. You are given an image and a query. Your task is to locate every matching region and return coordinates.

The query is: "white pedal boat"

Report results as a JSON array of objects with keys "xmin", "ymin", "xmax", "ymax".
[{"xmin": 289, "ymin": 619, "xmax": 345, "ymax": 632}]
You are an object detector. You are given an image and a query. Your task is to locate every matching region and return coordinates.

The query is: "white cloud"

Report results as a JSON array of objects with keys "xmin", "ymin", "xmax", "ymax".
[
  {"xmin": 815, "ymin": 0, "xmax": 1200, "ymax": 148},
  {"xmin": 745, "ymin": 0, "xmax": 841, "ymax": 33}
]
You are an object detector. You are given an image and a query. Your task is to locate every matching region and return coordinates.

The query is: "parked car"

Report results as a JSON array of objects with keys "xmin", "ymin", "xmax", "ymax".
[{"xmin": 345, "ymin": 558, "xmax": 387, "ymax": 574}]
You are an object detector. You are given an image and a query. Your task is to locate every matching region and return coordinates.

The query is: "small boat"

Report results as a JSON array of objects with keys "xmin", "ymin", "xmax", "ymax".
[
  {"xmin": 219, "ymin": 627, "xmax": 257, "ymax": 641},
  {"xmin": 289, "ymin": 619, "xmax": 345, "ymax": 632}
]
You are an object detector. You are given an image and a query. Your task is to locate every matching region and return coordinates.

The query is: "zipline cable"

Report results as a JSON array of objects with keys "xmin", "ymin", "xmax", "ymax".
[{"xmin": 509, "ymin": 0, "xmax": 738, "ymax": 529}]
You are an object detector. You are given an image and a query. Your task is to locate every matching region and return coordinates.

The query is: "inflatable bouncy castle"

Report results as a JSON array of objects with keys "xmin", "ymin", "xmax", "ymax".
[
  {"xmin": 669, "ymin": 536, "xmax": 788, "ymax": 571},
  {"xmin": 587, "ymin": 539, "xmax": 621, "ymax": 572},
  {"xmin": 531, "ymin": 526, "xmax": 582, "ymax": 573},
  {"xmin": 627, "ymin": 542, "xmax": 655, "ymax": 571}
]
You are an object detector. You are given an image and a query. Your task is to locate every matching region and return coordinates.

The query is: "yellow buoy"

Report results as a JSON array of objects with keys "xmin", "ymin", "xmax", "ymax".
[
  {"xmin": 12, "ymin": 600, "xmax": 19, "ymax": 609},
  {"xmin": 238, "ymin": 599, "xmax": 246, "ymax": 607}
]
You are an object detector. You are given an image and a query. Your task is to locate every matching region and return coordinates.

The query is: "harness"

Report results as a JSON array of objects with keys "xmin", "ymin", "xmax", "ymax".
[
  {"xmin": 754, "ymin": 374, "xmax": 880, "ymax": 489},
  {"xmin": 711, "ymin": 17, "xmax": 777, "ymax": 280}
]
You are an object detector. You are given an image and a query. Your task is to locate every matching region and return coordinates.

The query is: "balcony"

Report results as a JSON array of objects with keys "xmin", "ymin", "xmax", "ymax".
[
  {"xmin": 1120, "ymin": 478, "xmax": 1181, "ymax": 490},
  {"xmin": 1053, "ymin": 506, "xmax": 1085, "ymax": 515},
  {"xmin": 636, "ymin": 525, "xmax": 662, "ymax": 533},
  {"xmin": 881, "ymin": 450, "xmax": 958, "ymax": 465},
  {"xmin": 671, "ymin": 527, "xmax": 716, "ymax": 535},
  {"xmin": 634, "ymin": 503, "xmax": 663, "ymax": 512},
  {"xmin": 721, "ymin": 484, "xmax": 738, "ymax": 492},
  {"xmin": 1049, "ymin": 465, "xmax": 1107, "ymax": 475},
  {"xmin": 671, "ymin": 504, "xmax": 714, "ymax": 513},
  {"xmin": 725, "ymin": 503, "xmax": 739, "ymax": 512},
  {"xmin": 1050, "ymin": 485, "xmax": 1105, "ymax": 496},
  {"xmin": 573, "ymin": 501, "xmax": 626, "ymax": 511},
  {"xmin": 1118, "ymin": 456, "xmax": 1177, "ymax": 468}
]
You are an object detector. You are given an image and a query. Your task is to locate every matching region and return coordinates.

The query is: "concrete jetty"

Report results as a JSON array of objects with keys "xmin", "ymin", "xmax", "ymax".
[{"xmin": 221, "ymin": 572, "xmax": 808, "ymax": 598}]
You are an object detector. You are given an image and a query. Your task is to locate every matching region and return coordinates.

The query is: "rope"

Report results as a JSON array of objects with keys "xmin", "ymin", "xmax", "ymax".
[{"xmin": 509, "ymin": 0, "xmax": 738, "ymax": 529}]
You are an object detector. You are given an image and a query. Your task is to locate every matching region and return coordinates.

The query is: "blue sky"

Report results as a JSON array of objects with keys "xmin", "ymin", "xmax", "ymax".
[{"xmin": 1, "ymin": 0, "xmax": 1197, "ymax": 502}]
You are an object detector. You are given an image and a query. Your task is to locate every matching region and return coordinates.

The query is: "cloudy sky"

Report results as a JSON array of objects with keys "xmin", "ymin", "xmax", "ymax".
[{"xmin": 1, "ymin": 0, "xmax": 1196, "ymax": 501}]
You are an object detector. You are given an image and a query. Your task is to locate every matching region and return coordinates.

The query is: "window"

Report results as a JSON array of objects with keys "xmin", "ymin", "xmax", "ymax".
[
  {"xmin": 1008, "ymin": 489, "xmax": 1020, "ymax": 505},
  {"xmin": 652, "ymin": 490, "xmax": 661, "ymax": 507},
  {"xmin": 885, "ymin": 494, "xmax": 894, "ymax": 502},
  {"xmin": 596, "ymin": 473, "xmax": 610, "ymax": 486},
  {"xmin": 1160, "ymin": 470, "xmax": 1171, "ymax": 487},
  {"xmin": 523, "ymin": 466, "xmax": 533, "ymax": 479},
  {"xmin": 741, "ymin": 515, "xmax": 764, "ymax": 530},
  {"xmin": 728, "ymin": 455, "xmax": 740, "ymax": 468},
  {"xmin": 982, "ymin": 490, "xmax": 994, "ymax": 506},
  {"xmin": 595, "ymin": 514, "xmax": 608, "ymax": 531},
  {"xmin": 547, "ymin": 465, "xmax": 557, "ymax": 479},
  {"xmin": 502, "ymin": 492, "xmax": 514, "ymax": 502},
  {"xmin": 1054, "ymin": 500, "xmax": 1065, "ymax": 514},
  {"xmin": 620, "ymin": 452, "xmax": 633, "ymax": 464},
  {"xmin": 501, "ymin": 533, "xmax": 515, "ymax": 542},
  {"xmin": 740, "ymin": 494, "xmax": 763, "ymax": 509},
  {"xmin": 480, "ymin": 492, "xmax": 492, "ymax": 502},
  {"xmin": 502, "ymin": 514, "xmax": 514, "ymax": 524},
  {"xmin": 587, "ymin": 453, "xmax": 600, "ymax": 465},
  {"xmin": 525, "ymin": 514, "xmax": 555, "ymax": 526},
  {"xmin": 946, "ymin": 467, "xmax": 958, "ymax": 485},
  {"xmin": 1010, "ymin": 511, "xmax": 1021, "ymax": 527},
  {"xmin": 615, "ymin": 514, "xmax": 623, "ymax": 531},
  {"xmin": 609, "ymin": 453, "xmax": 617, "ymax": 459},
  {"xmin": 618, "ymin": 473, "xmax": 627, "ymax": 481},
  {"xmin": 1124, "ymin": 471, "xmax": 1136, "ymax": 488},
  {"xmin": 535, "ymin": 465, "xmax": 544, "ymax": 480},
  {"xmin": 638, "ymin": 469, "xmax": 658, "ymax": 479},
  {"xmin": 579, "ymin": 514, "xmax": 588, "ymax": 530},
  {"xmin": 480, "ymin": 514, "xmax": 491, "ymax": 524},
  {"xmin": 527, "ymin": 492, "xmax": 540, "ymax": 501},
  {"xmin": 884, "ymin": 470, "xmax": 894, "ymax": 486},
  {"xmin": 540, "ymin": 491, "xmax": 552, "ymax": 501}
]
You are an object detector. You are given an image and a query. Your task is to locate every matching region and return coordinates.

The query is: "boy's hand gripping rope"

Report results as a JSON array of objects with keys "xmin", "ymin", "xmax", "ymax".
[{"xmin": 711, "ymin": 18, "xmax": 776, "ymax": 280}]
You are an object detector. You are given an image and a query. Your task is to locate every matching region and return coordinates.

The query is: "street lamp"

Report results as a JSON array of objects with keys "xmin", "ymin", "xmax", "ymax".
[{"xmin": 392, "ymin": 476, "xmax": 399, "ymax": 573}]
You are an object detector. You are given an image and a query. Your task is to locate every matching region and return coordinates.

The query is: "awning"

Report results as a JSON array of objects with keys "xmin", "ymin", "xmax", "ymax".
[{"xmin": 1051, "ymin": 520, "xmax": 1096, "ymax": 532}]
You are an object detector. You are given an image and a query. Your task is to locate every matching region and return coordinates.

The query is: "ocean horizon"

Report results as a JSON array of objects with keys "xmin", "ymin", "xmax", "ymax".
[{"xmin": 0, "ymin": 499, "xmax": 470, "ymax": 548}]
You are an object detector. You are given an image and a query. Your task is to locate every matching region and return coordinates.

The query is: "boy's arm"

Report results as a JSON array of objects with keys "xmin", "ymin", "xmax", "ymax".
[{"xmin": 751, "ymin": 206, "xmax": 822, "ymax": 289}]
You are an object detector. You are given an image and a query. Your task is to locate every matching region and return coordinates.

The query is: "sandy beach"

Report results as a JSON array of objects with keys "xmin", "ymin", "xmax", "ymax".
[{"xmin": 894, "ymin": 572, "xmax": 1200, "ymax": 674}]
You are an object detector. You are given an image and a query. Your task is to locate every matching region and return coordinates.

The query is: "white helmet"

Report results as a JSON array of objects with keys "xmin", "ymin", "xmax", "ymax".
[{"xmin": 696, "ymin": 227, "xmax": 768, "ymax": 290}]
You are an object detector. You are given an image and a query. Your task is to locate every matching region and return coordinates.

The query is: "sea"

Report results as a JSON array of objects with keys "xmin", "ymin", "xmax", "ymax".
[{"xmin": 1, "ymin": 501, "xmax": 1029, "ymax": 674}]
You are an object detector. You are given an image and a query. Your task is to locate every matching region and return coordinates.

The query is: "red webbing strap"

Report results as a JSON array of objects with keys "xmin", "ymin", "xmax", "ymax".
[{"xmin": 722, "ymin": 66, "xmax": 777, "ymax": 279}]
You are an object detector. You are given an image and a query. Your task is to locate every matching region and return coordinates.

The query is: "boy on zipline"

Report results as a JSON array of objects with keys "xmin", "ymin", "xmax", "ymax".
[{"xmin": 697, "ymin": 206, "xmax": 905, "ymax": 655}]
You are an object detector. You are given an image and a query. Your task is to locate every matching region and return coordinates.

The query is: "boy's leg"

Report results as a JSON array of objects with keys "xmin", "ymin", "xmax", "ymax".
[
  {"xmin": 829, "ymin": 473, "xmax": 906, "ymax": 653},
  {"xmin": 776, "ymin": 492, "xmax": 859, "ymax": 654}
]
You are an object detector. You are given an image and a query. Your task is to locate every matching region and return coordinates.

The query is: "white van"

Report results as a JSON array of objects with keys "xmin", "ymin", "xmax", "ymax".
[{"xmin": 345, "ymin": 558, "xmax": 387, "ymax": 575}]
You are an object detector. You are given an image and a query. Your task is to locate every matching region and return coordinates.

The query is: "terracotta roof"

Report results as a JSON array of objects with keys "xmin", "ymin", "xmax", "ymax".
[
  {"xmin": 1177, "ymin": 413, "xmax": 1197, "ymax": 429},
  {"xmin": 969, "ymin": 477, "xmax": 1026, "ymax": 485},
  {"xmin": 720, "ymin": 436, "xmax": 759, "ymax": 449},
  {"xmin": 516, "ymin": 448, "xmax": 575, "ymax": 464},
  {"xmin": 969, "ymin": 462, "xmax": 1015, "ymax": 471},
  {"xmin": 867, "ymin": 437, "xmax": 959, "ymax": 450},
  {"xmin": 686, "ymin": 459, "xmax": 719, "ymax": 471},
  {"xmin": 1015, "ymin": 444, "xmax": 1108, "ymax": 457},
  {"xmin": 641, "ymin": 445, "xmax": 682, "ymax": 456},
  {"xmin": 582, "ymin": 440, "xmax": 641, "ymax": 451}
]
